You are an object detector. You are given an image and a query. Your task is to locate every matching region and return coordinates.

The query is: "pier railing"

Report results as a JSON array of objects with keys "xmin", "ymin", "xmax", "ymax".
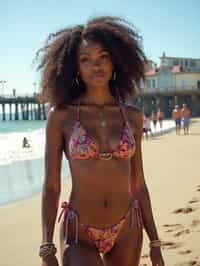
[
  {"xmin": 0, "ymin": 94, "xmax": 48, "ymax": 121},
  {"xmin": 0, "ymin": 93, "xmax": 38, "ymax": 102},
  {"xmin": 1, "ymin": 86, "xmax": 200, "ymax": 120},
  {"xmin": 140, "ymin": 86, "xmax": 200, "ymax": 96}
]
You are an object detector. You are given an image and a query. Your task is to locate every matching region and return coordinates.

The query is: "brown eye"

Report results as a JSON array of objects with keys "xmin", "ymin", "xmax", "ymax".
[
  {"xmin": 100, "ymin": 54, "xmax": 109, "ymax": 59},
  {"xmin": 80, "ymin": 57, "xmax": 89, "ymax": 63}
]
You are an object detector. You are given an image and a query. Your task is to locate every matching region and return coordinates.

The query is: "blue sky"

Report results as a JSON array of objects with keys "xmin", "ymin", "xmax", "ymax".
[{"xmin": 0, "ymin": 0, "xmax": 199, "ymax": 95}]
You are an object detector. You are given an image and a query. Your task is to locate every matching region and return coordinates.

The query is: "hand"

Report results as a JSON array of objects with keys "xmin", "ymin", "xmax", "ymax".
[
  {"xmin": 41, "ymin": 256, "xmax": 59, "ymax": 266},
  {"xmin": 150, "ymin": 247, "xmax": 165, "ymax": 266}
]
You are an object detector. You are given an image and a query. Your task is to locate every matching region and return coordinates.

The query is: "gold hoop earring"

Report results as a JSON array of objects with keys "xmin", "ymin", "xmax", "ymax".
[
  {"xmin": 112, "ymin": 71, "xmax": 116, "ymax": 81},
  {"xmin": 75, "ymin": 74, "xmax": 80, "ymax": 86}
]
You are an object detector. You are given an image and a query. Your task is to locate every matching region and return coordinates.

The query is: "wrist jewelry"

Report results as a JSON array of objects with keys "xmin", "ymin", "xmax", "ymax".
[
  {"xmin": 149, "ymin": 239, "xmax": 162, "ymax": 248},
  {"xmin": 39, "ymin": 243, "xmax": 57, "ymax": 258}
]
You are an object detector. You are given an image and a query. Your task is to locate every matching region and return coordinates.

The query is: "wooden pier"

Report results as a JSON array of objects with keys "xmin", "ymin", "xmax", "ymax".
[
  {"xmin": 0, "ymin": 95, "xmax": 47, "ymax": 121},
  {"xmin": 135, "ymin": 86, "xmax": 200, "ymax": 118},
  {"xmin": 1, "ymin": 86, "xmax": 200, "ymax": 121}
]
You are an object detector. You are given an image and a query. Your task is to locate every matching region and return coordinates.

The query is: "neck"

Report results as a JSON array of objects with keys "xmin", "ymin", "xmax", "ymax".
[{"xmin": 81, "ymin": 85, "xmax": 116, "ymax": 106}]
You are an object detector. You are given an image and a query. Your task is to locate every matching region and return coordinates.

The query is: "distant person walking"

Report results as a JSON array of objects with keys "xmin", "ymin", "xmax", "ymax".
[
  {"xmin": 172, "ymin": 105, "xmax": 181, "ymax": 135},
  {"xmin": 151, "ymin": 110, "xmax": 157, "ymax": 131},
  {"xmin": 157, "ymin": 109, "xmax": 164, "ymax": 133},
  {"xmin": 181, "ymin": 103, "xmax": 191, "ymax": 135},
  {"xmin": 143, "ymin": 114, "xmax": 153, "ymax": 140}
]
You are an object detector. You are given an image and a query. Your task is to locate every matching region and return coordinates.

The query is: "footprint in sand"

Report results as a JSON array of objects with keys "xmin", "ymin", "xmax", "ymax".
[
  {"xmin": 191, "ymin": 219, "xmax": 200, "ymax": 227},
  {"xmin": 162, "ymin": 241, "xmax": 183, "ymax": 250},
  {"xmin": 163, "ymin": 223, "xmax": 182, "ymax": 227},
  {"xmin": 163, "ymin": 223, "xmax": 184, "ymax": 233},
  {"xmin": 172, "ymin": 207, "xmax": 196, "ymax": 214},
  {"xmin": 141, "ymin": 254, "xmax": 149, "ymax": 258},
  {"xmin": 174, "ymin": 229, "xmax": 191, "ymax": 237},
  {"xmin": 165, "ymin": 229, "xmax": 174, "ymax": 232},
  {"xmin": 178, "ymin": 249, "xmax": 192, "ymax": 255},
  {"xmin": 175, "ymin": 260, "xmax": 200, "ymax": 266},
  {"xmin": 196, "ymin": 185, "xmax": 200, "ymax": 192},
  {"xmin": 188, "ymin": 197, "xmax": 199, "ymax": 204}
]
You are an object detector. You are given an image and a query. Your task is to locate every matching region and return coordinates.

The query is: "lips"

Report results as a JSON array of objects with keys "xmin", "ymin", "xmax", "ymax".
[{"xmin": 93, "ymin": 72, "xmax": 104, "ymax": 79}]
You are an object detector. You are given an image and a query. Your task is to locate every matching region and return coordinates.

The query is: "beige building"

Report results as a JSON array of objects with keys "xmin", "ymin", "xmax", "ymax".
[
  {"xmin": 143, "ymin": 53, "xmax": 200, "ymax": 92},
  {"xmin": 137, "ymin": 54, "xmax": 200, "ymax": 117}
]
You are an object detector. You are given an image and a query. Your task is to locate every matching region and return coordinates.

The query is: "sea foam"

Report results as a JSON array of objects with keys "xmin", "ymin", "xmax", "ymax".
[{"xmin": 0, "ymin": 128, "xmax": 45, "ymax": 165}]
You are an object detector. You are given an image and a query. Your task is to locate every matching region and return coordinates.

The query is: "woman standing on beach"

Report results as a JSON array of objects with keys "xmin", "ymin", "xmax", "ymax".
[{"xmin": 37, "ymin": 16, "xmax": 164, "ymax": 266}]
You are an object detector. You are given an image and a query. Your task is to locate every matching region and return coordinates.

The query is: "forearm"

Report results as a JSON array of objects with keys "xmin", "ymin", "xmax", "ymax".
[
  {"xmin": 41, "ymin": 185, "xmax": 60, "ymax": 243},
  {"xmin": 136, "ymin": 183, "xmax": 160, "ymax": 241}
]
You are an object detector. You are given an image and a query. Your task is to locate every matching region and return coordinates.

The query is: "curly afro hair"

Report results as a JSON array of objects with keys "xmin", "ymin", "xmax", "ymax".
[{"xmin": 35, "ymin": 16, "xmax": 147, "ymax": 106}]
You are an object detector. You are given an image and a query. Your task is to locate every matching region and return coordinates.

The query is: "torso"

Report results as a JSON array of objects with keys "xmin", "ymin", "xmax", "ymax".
[
  {"xmin": 181, "ymin": 108, "xmax": 190, "ymax": 118},
  {"xmin": 59, "ymin": 103, "xmax": 139, "ymax": 227},
  {"xmin": 151, "ymin": 114, "xmax": 157, "ymax": 121},
  {"xmin": 157, "ymin": 112, "xmax": 164, "ymax": 120},
  {"xmin": 173, "ymin": 110, "xmax": 181, "ymax": 119}
]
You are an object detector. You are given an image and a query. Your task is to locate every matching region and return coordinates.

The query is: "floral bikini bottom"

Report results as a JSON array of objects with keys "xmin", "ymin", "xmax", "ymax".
[{"xmin": 58, "ymin": 198, "xmax": 143, "ymax": 254}]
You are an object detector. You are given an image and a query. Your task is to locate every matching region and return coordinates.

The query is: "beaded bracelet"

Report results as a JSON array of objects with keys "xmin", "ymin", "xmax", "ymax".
[
  {"xmin": 39, "ymin": 243, "xmax": 57, "ymax": 258},
  {"xmin": 149, "ymin": 239, "xmax": 162, "ymax": 248}
]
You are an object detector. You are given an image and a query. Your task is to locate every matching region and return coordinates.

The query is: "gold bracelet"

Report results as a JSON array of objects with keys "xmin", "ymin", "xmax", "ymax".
[{"xmin": 149, "ymin": 239, "xmax": 162, "ymax": 248}]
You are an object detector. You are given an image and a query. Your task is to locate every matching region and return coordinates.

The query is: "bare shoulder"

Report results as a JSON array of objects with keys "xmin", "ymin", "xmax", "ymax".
[
  {"xmin": 122, "ymin": 102, "xmax": 143, "ymax": 130},
  {"xmin": 46, "ymin": 105, "xmax": 73, "ymax": 131}
]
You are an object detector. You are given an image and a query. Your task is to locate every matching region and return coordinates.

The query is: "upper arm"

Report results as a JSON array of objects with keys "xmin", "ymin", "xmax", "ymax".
[
  {"xmin": 129, "ymin": 109, "xmax": 146, "ymax": 194},
  {"xmin": 44, "ymin": 108, "xmax": 64, "ymax": 192}
]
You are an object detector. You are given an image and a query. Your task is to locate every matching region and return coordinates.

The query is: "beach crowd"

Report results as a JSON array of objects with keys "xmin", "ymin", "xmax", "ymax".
[{"xmin": 143, "ymin": 103, "xmax": 191, "ymax": 139}]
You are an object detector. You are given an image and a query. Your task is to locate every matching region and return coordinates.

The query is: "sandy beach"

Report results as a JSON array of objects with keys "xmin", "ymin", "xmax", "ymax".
[{"xmin": 0, "ymin": 119, "xmax": 200, "ymax": 266}]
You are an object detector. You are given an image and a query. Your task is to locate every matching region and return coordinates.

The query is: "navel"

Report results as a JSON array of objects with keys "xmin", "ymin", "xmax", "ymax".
[{"xmin": 103, "ymin": 199, "xmax": 108, "ymax": 208}]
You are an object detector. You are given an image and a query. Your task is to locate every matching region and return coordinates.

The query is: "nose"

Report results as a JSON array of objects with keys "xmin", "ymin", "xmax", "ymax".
[{"xmin": 91, "ymin": 58, "xmax": 102, "ymax": 70}]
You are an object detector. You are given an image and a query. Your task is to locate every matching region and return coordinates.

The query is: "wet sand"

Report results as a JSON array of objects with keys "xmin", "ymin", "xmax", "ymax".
[{"xmin": 0, "ymin": 118, "xmax": 200, "ymax": 266}]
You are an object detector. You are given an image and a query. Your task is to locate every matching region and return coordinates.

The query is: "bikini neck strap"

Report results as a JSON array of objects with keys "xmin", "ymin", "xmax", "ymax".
[
  {"xmin": 77, "ymin": 98, "xmax": 128, "ymax": 124},
  {"xmin": 115, "ymin": 88, "xmax": 128, "ymax": 124},
  {"xmin": 77, "ymin": 99, "xmax": 80, "ymax": 121},
  {"xmin": 118, "ymin": 101, "xmax": 129, "ymax": 124}
]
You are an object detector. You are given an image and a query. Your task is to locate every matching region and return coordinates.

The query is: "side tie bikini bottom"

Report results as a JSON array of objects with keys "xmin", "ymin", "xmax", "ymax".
[{"xmin": 58, "ymin": 198, "xmax": 143, "ymax": 254}]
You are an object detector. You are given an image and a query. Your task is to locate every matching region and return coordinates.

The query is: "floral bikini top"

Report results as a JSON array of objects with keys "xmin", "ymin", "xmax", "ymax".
[{"xmin": 68, "ymin": 102, "xmax": 136, "ymax": 160}]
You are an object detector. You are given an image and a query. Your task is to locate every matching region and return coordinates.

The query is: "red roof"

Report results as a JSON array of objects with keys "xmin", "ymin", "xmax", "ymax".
[
  {"xmin": 145, "ymin": 68, "xmax": 157, "ymax": 76},
  {"xmin": 145, "ymin": 65, "xmax": 200, "ymax": 76},
  {"xmin": 172, "ymin": 65, "xmax": 181, "ymax": 73}
]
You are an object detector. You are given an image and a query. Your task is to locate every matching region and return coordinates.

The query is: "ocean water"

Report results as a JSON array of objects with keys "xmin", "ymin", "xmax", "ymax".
[
  {"xmin": 0, "ymin": 119, "xmax": 69, "ymax": 206},
  {"xmin": 0, "ymin": 118, "xmax": 175, "ymax": 206}
]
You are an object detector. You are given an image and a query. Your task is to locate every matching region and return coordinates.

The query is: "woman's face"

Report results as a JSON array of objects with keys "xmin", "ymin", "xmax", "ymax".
[{"xmin": 77, "ymin": 39, "xmax": 113, "ymax": 88}]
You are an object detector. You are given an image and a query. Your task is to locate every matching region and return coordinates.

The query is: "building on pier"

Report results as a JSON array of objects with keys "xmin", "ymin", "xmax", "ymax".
[{"xmin": 135, "ymin": 54, "xmax": 200, "ymax": 117}]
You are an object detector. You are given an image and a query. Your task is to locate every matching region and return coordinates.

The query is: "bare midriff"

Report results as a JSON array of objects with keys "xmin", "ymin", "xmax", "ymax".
[{"xmin": 68, "ymin": 158, "xmax": 132, "ymax": 228}]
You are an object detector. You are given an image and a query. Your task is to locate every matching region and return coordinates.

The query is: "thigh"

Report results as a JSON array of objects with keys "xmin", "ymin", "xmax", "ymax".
[
  {"xmin": 62, "ymin": 242, "xmax": 104, "ymax": 266},
  {"xmin": 60, "ymin": 220, "xmax": 104, "ymax": 266},
  {"xmin": 103, "ymin": 212, "xmax": 143, "ymax": 266}
]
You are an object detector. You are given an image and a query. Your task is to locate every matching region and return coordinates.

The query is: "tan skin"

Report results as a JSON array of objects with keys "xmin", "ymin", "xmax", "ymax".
[
  {"xmin": 41, "ymin": 40, "xmax": 165, "ymax": 266},
  {"xmin": 172, "ymin": 107, "xmax": 181, "ymax": 135},
  {"xmin": 181, "ymin": 104, "xmax": 191, "ymax": 135},
  {"xmin": 157, "ymin": 110, "xmax": 164, "ymax": 131}
]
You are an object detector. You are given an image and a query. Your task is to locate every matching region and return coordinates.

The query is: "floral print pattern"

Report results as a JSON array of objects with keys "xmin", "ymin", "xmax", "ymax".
[
  {"xmin": 58, "ymin": 200, "xmax": 143, "ymax": 254},
  {"xmin": 82, "ymin": 218, "xmax": 125, "ymax": 253},
  {"xmin": 68, "ymin": 117, "xmax": 136, "ymax": 160}
]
